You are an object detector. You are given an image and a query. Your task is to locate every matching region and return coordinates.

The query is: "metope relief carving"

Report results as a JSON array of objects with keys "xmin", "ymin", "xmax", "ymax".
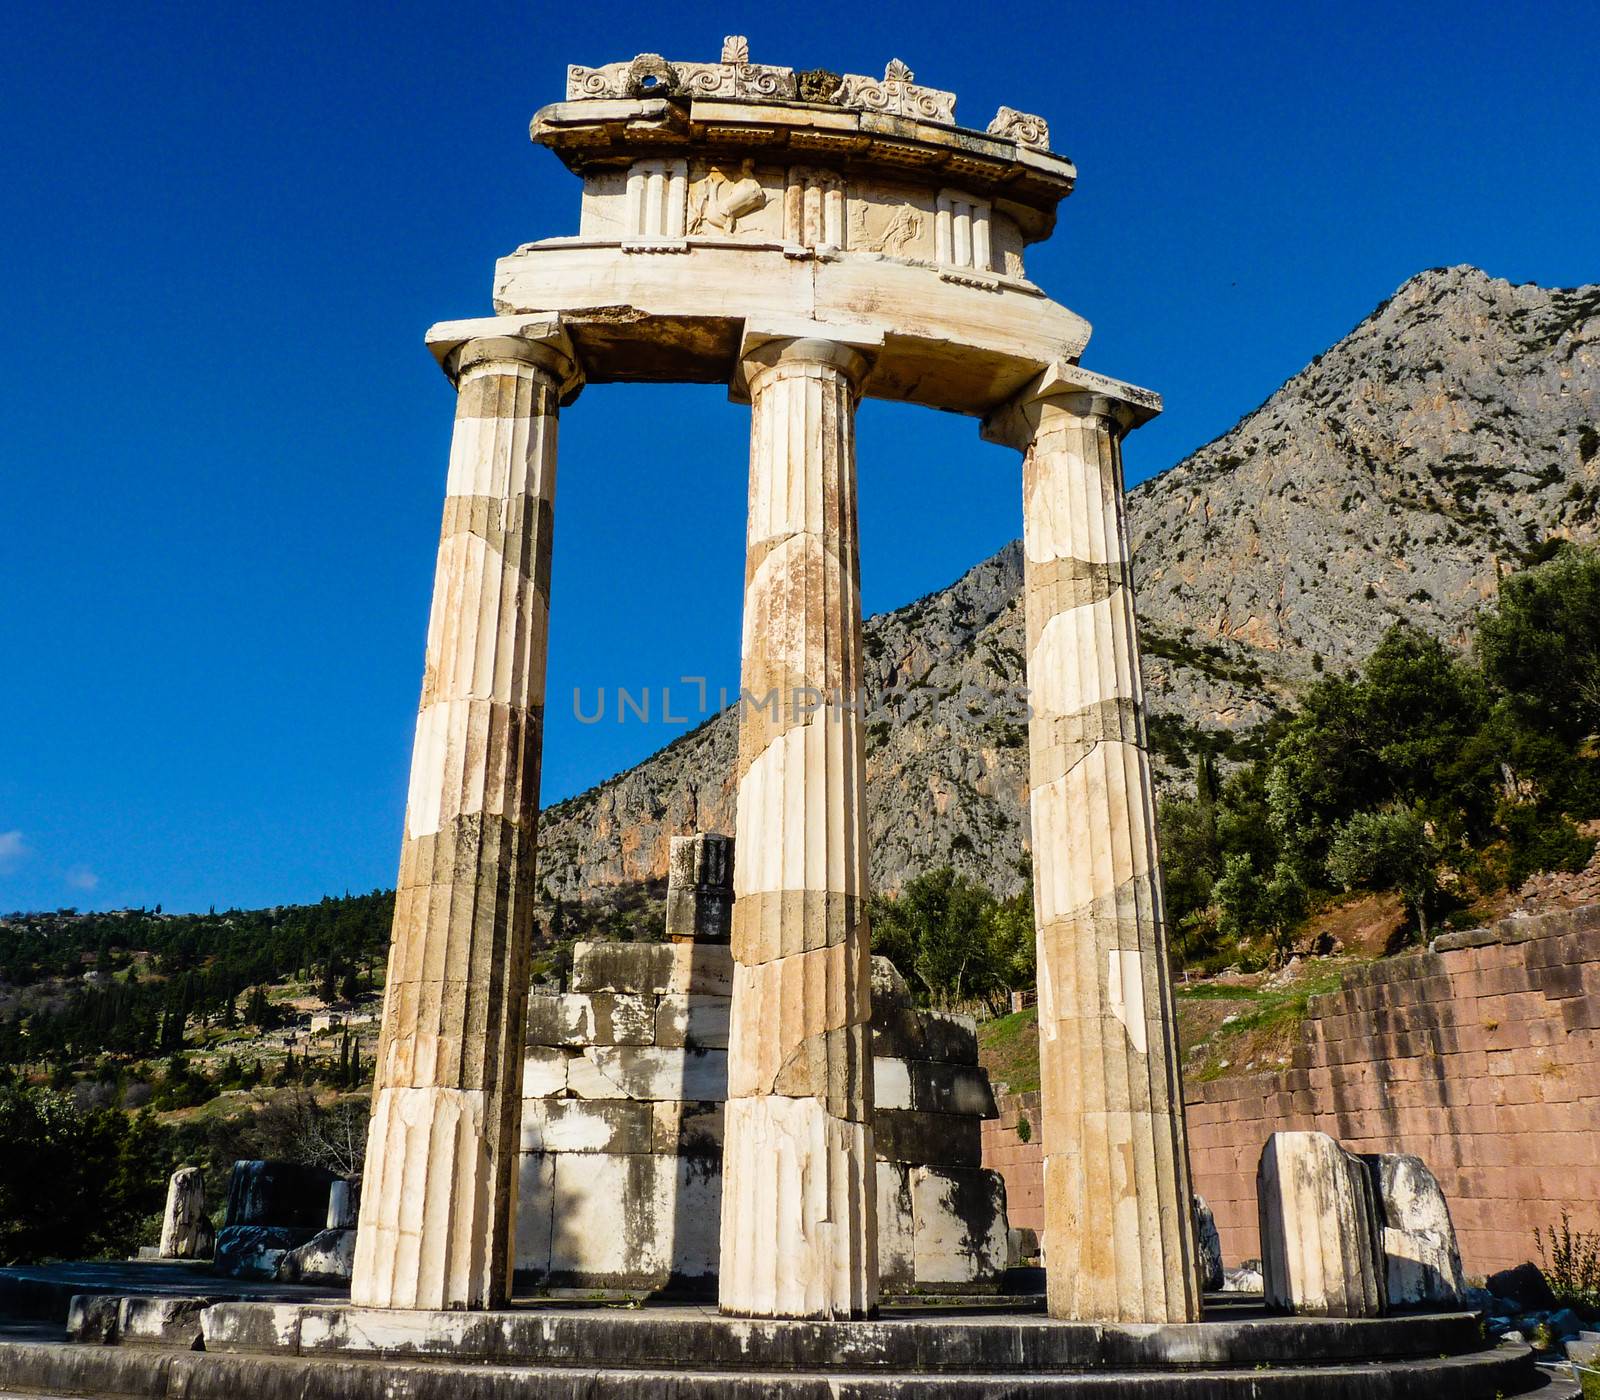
[
  {"xmin": 784, "ymin": 167, "xmax": 846, "ymax": 250},
  {"xmin": 627, "ymin": 158, "xmax": 689, "ymax": 238},
  {"xmin": 689, "ymin": 160, "xmax": 771, "ymax": 235},
  {"xmin": 848, "ymin": 200, "xmax": 925, "ymax": 258}
]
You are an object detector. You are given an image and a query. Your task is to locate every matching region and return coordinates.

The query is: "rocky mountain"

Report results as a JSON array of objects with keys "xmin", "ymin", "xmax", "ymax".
[{"xmin": 534, "ymin": 266, "xmax": 1600, "ymax": 914}]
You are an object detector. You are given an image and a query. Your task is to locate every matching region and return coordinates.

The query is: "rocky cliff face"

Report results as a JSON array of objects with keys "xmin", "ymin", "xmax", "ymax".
[{"xmin": 536, "ymin": 267, "xmax": 1600, "ymax": 912}]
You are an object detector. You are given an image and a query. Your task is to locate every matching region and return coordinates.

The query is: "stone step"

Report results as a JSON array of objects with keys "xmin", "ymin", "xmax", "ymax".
[
  {"xmin": 0, "ymin": 1336, "xmax": 1547, "ymax": 1399},
  {"xmin": 197, "ymin": 1299, "xmax": 1493, "ymax": 1373}
]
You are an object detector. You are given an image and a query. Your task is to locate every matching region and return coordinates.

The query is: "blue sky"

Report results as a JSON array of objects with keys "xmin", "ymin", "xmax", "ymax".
[{"xmin": 1, "ymin": 0, "xmax": 1595, "ymax": 913}]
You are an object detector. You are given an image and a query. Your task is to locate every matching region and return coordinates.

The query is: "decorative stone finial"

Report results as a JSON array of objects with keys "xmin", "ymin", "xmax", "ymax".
[
  {"xmin": 568, "ymin": 44, "xmax": 795, "ymax": 100},
  {"xmin": 834, "ymin": 59, "xmax": 955, "ymax": 121},
  {"xmin": 988, "ymin": 106, "xmax": 1051, "ymax": 151}
]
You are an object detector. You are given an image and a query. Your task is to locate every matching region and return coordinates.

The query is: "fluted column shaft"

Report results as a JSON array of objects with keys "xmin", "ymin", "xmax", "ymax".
[
  {"xmin": 720, "ymin": 337, "xmax": 878, "ymax": 1319},
  {"xmin": 352, "ymin": 334, "xmax": 575, "ymax": 1310},
  {"xmin": 1020, "ymin": 391, "xmax": 1200, "ymax": 1323}
]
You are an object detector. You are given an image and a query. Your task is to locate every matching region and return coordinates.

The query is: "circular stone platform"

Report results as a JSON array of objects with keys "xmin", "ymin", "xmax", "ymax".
[{"xmin": 0, "ymin": 1288, "xmax": 1574, "ymax": 1399}]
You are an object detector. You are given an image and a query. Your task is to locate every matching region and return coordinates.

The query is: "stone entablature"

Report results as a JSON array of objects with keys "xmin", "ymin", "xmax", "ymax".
[{"xmin": 533, "ymin": 41, "xmax": 1072, "ymax": 294}]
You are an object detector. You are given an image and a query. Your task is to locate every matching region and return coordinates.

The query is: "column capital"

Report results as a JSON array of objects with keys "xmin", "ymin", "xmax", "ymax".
[
  {"xmin": 425, "ymin": 314, "xmax": 585, "ymax": 401},
  {"xmin": 730, "ymin": 319, "xmax": 883, "ymax": 403},
  {"xmin": 981, "ymin": 360, "xmax": 1161, "ymax": 449}
]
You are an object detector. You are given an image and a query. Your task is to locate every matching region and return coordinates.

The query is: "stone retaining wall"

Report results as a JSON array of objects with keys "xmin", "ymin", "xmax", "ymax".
[{"xmin": 980, "ymin": 903, "xmax": 1600, "ymax": 1279}]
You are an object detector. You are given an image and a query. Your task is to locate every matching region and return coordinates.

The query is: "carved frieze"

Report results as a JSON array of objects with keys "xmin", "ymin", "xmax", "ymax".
[{"xmin": 987, "ymin": 106, "xmax": 1051, "ymax": 151}]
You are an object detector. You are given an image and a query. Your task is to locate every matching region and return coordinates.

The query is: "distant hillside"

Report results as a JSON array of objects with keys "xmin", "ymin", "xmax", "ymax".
[{"xmin": 535, "ymin": 266, "xmax": 1600, "ymax": 912}]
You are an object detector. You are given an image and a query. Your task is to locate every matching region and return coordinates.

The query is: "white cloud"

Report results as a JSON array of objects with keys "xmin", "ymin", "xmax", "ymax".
[
  {"xmin": 65, "ymin": 865, "xmax": 100, "ymax": 893},
  {"xmin": 0, "ymin": 831, "xmax": 27, "ymax": 871}
]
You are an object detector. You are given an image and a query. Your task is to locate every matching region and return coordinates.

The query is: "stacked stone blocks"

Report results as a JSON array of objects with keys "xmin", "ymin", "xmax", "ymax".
[{"xmin": 517, "ymin": 931, "xmax": 1009, "ymax": 1296}]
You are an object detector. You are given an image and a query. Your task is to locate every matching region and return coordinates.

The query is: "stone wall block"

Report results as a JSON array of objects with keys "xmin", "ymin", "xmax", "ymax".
[
  {"xmin": 874, "ymin": 1110, "xmax": 983, "ymax": 1168},
  {"xmin": 1258, "ymin": 1130, "xmax": 1386, "ymax": 1317},
  {"xmin": 569, "ymin": 1046, "xmax": 730, "ymax": 1102},
  {"xmin": 526, "ymin": 991, "xmax": 655, "ymax": 1047},
  {"xmin": 876, "ymin": 1161, "xmax": 916, "ymax": 1291},
  {"xmin": 910, "ymin": 1165, "xmax": 1009, "ymax": 1290},
  {"xmin": 872, "ymin": 1057, "xmax": 997, "ymax": 1118},
  {"xmin": 572, "ymin": 941, "xmax": 735, "ymax": 997},
  {"xmin": 651, "ymin": 1100, "xmax": 727, "ymax": 1157},
  {"xmin": 654, "ymin": 992, "xmax": 733, "ymax": 1048},
  {"xmin": 519, "ymin": 1097, "xmax": 655, "ymax": 1154}
]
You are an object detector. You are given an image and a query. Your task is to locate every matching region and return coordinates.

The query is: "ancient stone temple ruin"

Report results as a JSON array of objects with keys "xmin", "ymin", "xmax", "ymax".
[{"xmin": 351, "ymin": 37, "xmax": 1194, "ymax": 1326}]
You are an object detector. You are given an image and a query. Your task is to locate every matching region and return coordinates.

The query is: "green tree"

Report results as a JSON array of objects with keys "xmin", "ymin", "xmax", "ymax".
[
  {"xmin": 1326, "ymin": 807, "xmax": 1439, "ymax": 938},
  {"xmin": 1477, "ymin": 544, "xmax": 1600, "ymax": 747}
]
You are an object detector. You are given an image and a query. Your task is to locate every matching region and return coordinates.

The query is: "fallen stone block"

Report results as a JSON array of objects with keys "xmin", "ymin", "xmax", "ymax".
[
  {"xmin": 1361, "ymin": 1152, "xmax": 1464, "ymax": 1307},
  {"xmin": 159, "ymin": 1166, "xmax": 214, "ymax": 1260},
  {"xmin": 65, "ymin": 1293, "xmax": 121, "ymax": 1344},
  {"xmin": 326, "ymin": 1177, "xmax": 360, "ymax": 1231},
  {"xmin": 1258, "ymin": 1131, "xmax": 1385, "ymax": 1317},
  {"xmin": 276, "ymin": 1228, "xmax": 356, "ymax": 1284},
  {"xmin": 1486, "ymin": 1261, "xmax": 1557, "ymax": 1311},
  {"xmin": 1222, "ymin": 1262, "xmax": 1264, "ymax": 1292},
  {"xmin": 1194, "ymin": 1193, "xmax": 1224, "ymax": 1291},
  {"xmin": 213, "ymin": 1224, "xmax": 317, "ymax": 1281},
  {"xmin": 224, "ymin": 1160, "xmax": 338, "ymax": 1231},
  {"xmin": 118, "ymin": 1294, "xmax": 214, "ymax": 1348}
]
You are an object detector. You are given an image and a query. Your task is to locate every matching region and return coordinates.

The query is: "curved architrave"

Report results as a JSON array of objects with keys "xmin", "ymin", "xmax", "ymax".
[{"xmin": 480, "ymin": 242, "xmax": 1090, "ymax": 418}]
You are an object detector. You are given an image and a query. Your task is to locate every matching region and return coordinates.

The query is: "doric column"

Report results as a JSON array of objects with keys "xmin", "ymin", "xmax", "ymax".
[
  {"xmin": 351, "ymin": 326, "xmax": 579, "ymax": 1310},
  {"xmin": 720, "ymin": 334, "xmax": 878, "ymax": 1319},
  {"xmin": 991, "ymin": 368, "xmax": 1200, "ymax": 1323}
]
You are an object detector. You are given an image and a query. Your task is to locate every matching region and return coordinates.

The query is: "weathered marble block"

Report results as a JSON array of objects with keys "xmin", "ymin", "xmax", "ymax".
[
  {"xmin": 224, "ymin": 1160, "xmax": 338, "ymax": 1232},
  {"xmin": 1258, "ymin": 1131, "xmax": 1386, "ymax": 1318},
  {"xmin": 159, "ymin": 1166, "xmax": 214, "ymax": 1260},
  {"xmin": 1361, "ymin": 1153, "xmax": 1464, "ymax": 1307},
  {"xmin": 571, "ymin": 941, "xmax": 735, "ymax": 997},
  {"xmin": 1194, "ymin": 1194, "xmax": 1224, "ymax": 1292},
  {"xmin": 665, "ymin": 833, "xmax": 733, "ymax": 942},
  {"xmin": 876, "ymin": 1161, "xmax": 1009, "ymax": 1292}
]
